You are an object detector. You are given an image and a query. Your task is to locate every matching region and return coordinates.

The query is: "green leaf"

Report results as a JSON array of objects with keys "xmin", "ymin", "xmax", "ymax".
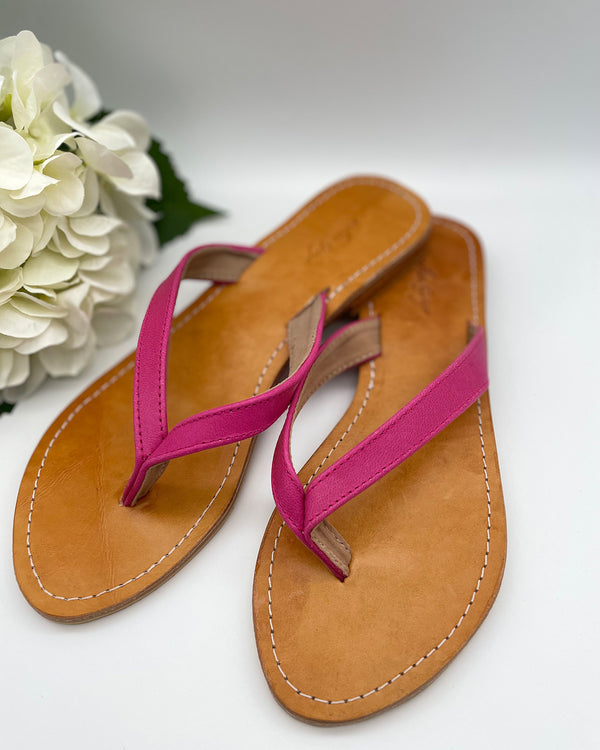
[
  {"xmin": 147, "ymin": 139, "xmax": 222, "ymax": 246},
  {"xmin": 0, "ymin": 401, "xmax": 15, "ymax": 416}
]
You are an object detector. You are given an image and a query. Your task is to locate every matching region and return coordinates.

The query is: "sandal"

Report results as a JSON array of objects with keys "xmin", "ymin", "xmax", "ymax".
[
  {"xmin": 13, "ymin": 176, "xmax": 430, "ymax": 622},
  {"xmin": 253, "ymin": 217, "xmax": 507, "ymax": 723}
]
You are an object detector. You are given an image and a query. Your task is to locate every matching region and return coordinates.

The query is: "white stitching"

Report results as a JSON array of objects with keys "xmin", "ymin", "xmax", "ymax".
[
  {"xmin": 253, "ymin": 341, "xmax": 286, "ymax": 396},
  {"xmin": 25, "ymin": 290, "xmax": 249, "ymax": 601},
  {"xmin": 434, "ymin": 219, "xmax": 479, "ymax": 326},
  {"xmin": 268, "ymin": 220, "xmax": 494, "ymax": 704},
  {"xmin": 25, "ymin": 332, "xmax": 285, "ymax": 602},
  {"xmin": 262, "ymin": 177, "xmax": 423, "ymax": 303},
  {"xmin": 26, "ymin": 176, "xmax": 420, "ymax": 601}
]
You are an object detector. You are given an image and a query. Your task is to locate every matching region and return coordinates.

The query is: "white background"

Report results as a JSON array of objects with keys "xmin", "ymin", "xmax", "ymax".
[{"xmin": 1, "ymin": 2, "xmax": 599, "ymax": 748}]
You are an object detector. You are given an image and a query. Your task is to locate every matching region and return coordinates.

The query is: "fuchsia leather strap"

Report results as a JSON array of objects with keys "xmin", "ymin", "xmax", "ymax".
[
  {"xmin": 272, "ymin": 323, "xmax": 489, "ymax": 579},
  {"xmin": 122, "ymin": 243, "xmax": 327, "ymax": 506}
]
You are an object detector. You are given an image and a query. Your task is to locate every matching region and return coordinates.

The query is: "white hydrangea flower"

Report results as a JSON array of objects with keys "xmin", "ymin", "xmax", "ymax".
[{"xmin": 0, "ymin": 30, "xmax": 160, "ymax": 401}]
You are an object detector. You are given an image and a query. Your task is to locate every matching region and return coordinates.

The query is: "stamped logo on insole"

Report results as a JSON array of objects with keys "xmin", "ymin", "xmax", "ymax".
[
  {"xmin": 409, "ymin": 260, "xmax": 437, "ymax": 315},
  {"xmin": 305, "ymin": 217, "xmax": 362, "ymax": 261}
]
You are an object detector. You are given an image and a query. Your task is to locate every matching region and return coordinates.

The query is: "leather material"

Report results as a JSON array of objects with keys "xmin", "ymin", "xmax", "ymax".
[
  {"xmin": 128, "ymin": 244, "xmax": 263, "ymax": 485},
  {"xmin": 13, "ymin": 175, "xmax": 431, "ymax": 622},
  {"xmin": 272, "ymin": 324, "xmax": 489, "ymax": 579},
  {"xmin": 123, "ymin": 245, "xmax": 327, "ymax": 505},
  {"xmin": 270, "ymin": 318, "xmax": 382, "ymax": 542},
  {"xmin": 253, "ymin": 218, "xmax": 507, "ymax": 724}
]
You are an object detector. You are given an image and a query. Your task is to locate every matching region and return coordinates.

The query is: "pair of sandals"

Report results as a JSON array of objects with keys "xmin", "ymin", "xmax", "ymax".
[{"xmin": 13, "ymin": 176, "xmax": 506, "ymax": 724}]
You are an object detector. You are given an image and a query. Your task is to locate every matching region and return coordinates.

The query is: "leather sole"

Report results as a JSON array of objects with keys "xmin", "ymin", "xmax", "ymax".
[
  {"xmin": 13, "ymin": 176, "xmax": 431, "ymax": 622},
  {"xmin": 253, "ymin": 217, "xmax": 507, "ymax": 723}
]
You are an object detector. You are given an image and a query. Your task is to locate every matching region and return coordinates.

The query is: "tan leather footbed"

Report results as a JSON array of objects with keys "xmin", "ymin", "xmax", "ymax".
[
  {"xmin": 13, "ymin": 176, "xmax": 430, "ymax": 622},
  {"xmin": 252, "ymin": 218, "xmax": 507, "ymax": 724}
]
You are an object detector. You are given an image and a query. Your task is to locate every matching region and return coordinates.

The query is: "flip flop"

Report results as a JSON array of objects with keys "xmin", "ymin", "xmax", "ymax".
[
  {"xmin": 253, "ymin": 217, "xmax": 507, "ymax": 724},
  {"xmin": 13, "ymin": 176, "xmax": 431, "ymax": 622}
]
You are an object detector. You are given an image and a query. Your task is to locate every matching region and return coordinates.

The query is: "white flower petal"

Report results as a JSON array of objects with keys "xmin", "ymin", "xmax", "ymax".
[
  {"xmin": 109, "ymin": 150, "xmax": 160, "ymax": 198},
  {"xmin": 75, "ymin": 136, "xmax": 133, "ymax": 179},
  {"xmin": 0, "ymin": 268, "xmax": 23, "ymax": 305},
  {"xmin": 0, "ymin": 302, "xmax": 51, "ymax": 338},
  {"xmin": 44, "ymin": 175, "xmax": 85, "ymax": 215},
  {"xmin": 34, "ymin": 152, "xmax": 85, "ymax": 215},
  {"xmin": 50, "ymin": 230, "xmax": 83, "ymax": 259},
  {"xmin": 22, "ymin": 284, "xmax": 58, "ymax": 298},
  {"xmin": 132, "ymin": 219, "xmax": 159, "ymax": 266},
  {"xmin": 17, "ymin": 212, "xmax": 44, "ymax": 243},
  {"xmin": 31, "ymin": 212, "xmax": 58, "ymax": 253},
  {"xmin": 79, "ymin": 255, "xmax": 135, "ymax": 296},
  {"xmin": 53, "ymin": 101, "xmax": 136, "ymax": 152},
  {"xmin": 32, "ymin": 62, "xmax": 71, "ymax": 112},
  {"xmin": 92, "ymin": 304, "xmax": 134, "ymax": 345},
  {"xmin": 98, "ymin": 184, "xmax": 117, "ymax": 216},
  {"xmin": 0, "ymin": 348, "xmax": 29, "ymax": 388},
  {"xmin": 0, "ymin": 221, "xmax": 34, "ymax": 269},
  {"xmin": 79, "ymin": 255, "xmax": 112, "ymax": 271},
  {"xmin": 0, "ymin": 188, "xmax": 46, "ymax": 218},
  {"xmin": 0, "ymin": 332, "xmax": 24, "ymax": 349},
  {"xmin": 10, "ymin": 31, "xmax": 51, "ymax": 131},
  {"xmin": 52, "ymin": 100, "xmax": 98, "ymax": 141},
  {"xmin": 88, "ymin": 286, "xmax": 119, "ymax": 305},
  {"xmin": 11, "ymin": 294, "xmax": 63, "ymax": 319},
  {"xmin": 60, "ymin": 310, "xmax": 92, "ymax": 350},
  {"xmin": 58, "ymin": 220, "xmax": 109, "ymax": 255},
  {"xmin": 22, "ymin": 251, "xmax": 78, "ymax": 287},
  {"xmin": 54, "ymin": 50, "xmax": 101, "ymax": 121},
  {"xmin": 77, "ymin": 254, "xmax": 112, "ymax": 271},
  {"xmin": 10, "ymin": 75, "xmax": 33, "ymax": 133},
  {"xmin": 16, "ymin": 318, "xmax": 68, "ymax": 354},
  {"xmin": 25, "ymin": 108, "xmax": 73, "ymax": 161},
  {"xmin": 13, "ymin": 30, "xmax": 46, "ymax": 82},
  {"xmin": 69, "ymin": 214, "xmax": 122, "ymax": 237},
  {"xmin": 12, "ymin": 168, "xmax": 57, "ymax": 199},
  {"xmin": 99, "ymin": 184, "xmax": 156, "ymax": 221},
  {"xmin": 57, "ymin": 282, "xmax": 90, "ymax": 311},
  {"xmin": 0, "ymin": 126, "xmax": 33, "ymax": 190},
  {"xmin": 39, "ymin": 329, "xmax": 95, "ymax": 377},
  {"xmin": 88, "ymin": 122, "xmax": 136, "ymax": 151},
  {"xmin": 2, "ymin": 353, "xmax": 46, "ymax": 401},
  {"xmin": 70, "ymin": 167, "xmax": 99, "ymax": 218},
  {"xmin": 100, "ymin": 110, "xmax": 150, "ymax": 151},
  {"xmin": 41, "ymin": 150, "xmax": 81, "ymax": 174},
  {"xmin": 10, "ymin": 292, "xmax": 68, "ymax": 319},
  {"xmin": 5, "ymin": 349, "xmax": 29, "ymax": 386},
  {"xmin": 0, "ymin": 214, "xmax": 17, "ymax": 251},
  {"xmin": 0, "ymin": 349, "xmax": 15, "ymax": 386},
  {"xmin": 108, "ymin": 224, "xmax": 141, "ymax": 267},
  {"xmin": 0, "ymin": 36, "xmax": 16, "ymax": 69}
]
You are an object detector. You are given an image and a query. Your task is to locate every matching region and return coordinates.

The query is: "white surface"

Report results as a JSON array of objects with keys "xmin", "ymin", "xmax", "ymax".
[{"xmin": 1, "ymin": 2, "xmax": 599, "ymax": 748}]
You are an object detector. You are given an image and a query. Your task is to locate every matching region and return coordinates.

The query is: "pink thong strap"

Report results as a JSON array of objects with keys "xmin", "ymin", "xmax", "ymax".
[
  {"xmin": 122, "ymin": 243, "xmax": 327, "ymax": 506},
  {"xmin": 271, "ymin": 320, "xmax": 489, "ymax": 579}
]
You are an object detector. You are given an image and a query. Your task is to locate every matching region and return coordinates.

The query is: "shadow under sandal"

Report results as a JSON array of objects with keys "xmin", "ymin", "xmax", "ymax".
[
  {"xmin": 253, "ymin": 218, "xmax": 507, "ymax": 724},
  {"xmin": 13, "ymin": 176, "xmax": 430, "ymax": 622}
]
